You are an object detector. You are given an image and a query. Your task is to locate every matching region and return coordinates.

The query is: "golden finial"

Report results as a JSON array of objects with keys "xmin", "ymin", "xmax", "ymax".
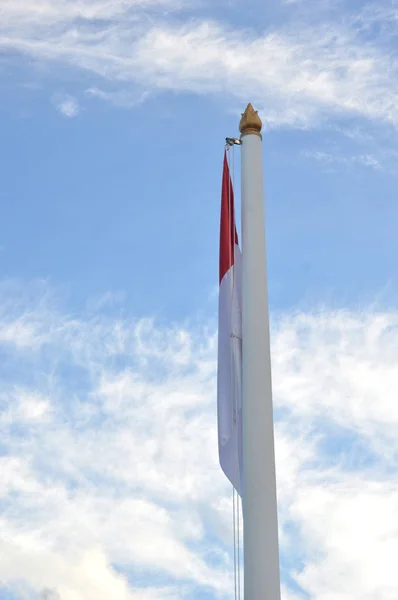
[{"xmin": 239, "ymin": 103, "xmax": 262, "ymax": 139}]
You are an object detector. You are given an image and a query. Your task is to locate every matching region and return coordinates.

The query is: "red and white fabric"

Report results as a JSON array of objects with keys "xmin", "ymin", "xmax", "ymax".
[{"xmin": 217, "ymin": 152, "xmax": 243, "ymax": 496}]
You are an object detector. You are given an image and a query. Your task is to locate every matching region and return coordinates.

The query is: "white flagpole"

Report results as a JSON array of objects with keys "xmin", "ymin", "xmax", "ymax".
[{"xmin": 240, "ymin": 104, "xmax": 281, "ymax": 600}]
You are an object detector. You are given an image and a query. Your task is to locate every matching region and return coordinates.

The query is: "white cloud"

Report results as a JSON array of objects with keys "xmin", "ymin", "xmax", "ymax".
[
  {"xmin": 0, "ymin": 0, "xmax": 179, "ymax": 26},
  {"xmin": 85, "ymin": 87, "xmax": 150, "ymax": 108},
  {"xmin": 302, "ymin": 149, "xmax": 383, "ymax": 171},
  {"xmin": 292, "ymin": 478, "xmax": 398, "ymax": 600},
  {"xmin": 0, "ymin": 282, "xmax": 398, "ymax": 599},
  {"xmin": 1, "ymin": 1, "xmax": 398, "ymax": 128},
  {"xmin": 52, "ymin": 94, "xmax": 79, "ymax": 117},
  {"xmin": 0, "ymin": 389, "xmax": 52, "ymax": 425}
]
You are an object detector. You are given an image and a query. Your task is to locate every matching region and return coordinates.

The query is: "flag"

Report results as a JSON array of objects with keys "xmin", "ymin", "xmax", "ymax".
[{"xmin": 217, "ymin": 151, "xmax": 243, "ymax": 496}]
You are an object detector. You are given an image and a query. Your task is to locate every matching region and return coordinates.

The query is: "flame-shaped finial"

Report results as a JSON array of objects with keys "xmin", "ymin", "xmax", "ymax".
[{"xmin": 239, "ymin": 103, "xmax": 262, "ymax": 139}]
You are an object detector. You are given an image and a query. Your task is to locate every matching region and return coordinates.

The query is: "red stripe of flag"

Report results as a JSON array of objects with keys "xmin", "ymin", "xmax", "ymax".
[{"xmin": 219, "ymin": 152, "xmax": 239, "ymax": 283}]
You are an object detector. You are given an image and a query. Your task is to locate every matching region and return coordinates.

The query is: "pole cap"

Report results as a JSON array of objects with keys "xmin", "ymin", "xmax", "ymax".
[{"xmin": 239, "ymin": 104, "xmax": 262, "ymax": 139}]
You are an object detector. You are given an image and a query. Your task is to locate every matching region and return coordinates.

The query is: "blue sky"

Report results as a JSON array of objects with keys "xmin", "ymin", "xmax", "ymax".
[{"xmin": 1, "ymin": 0, "xmax": 398, "ymax": 599}]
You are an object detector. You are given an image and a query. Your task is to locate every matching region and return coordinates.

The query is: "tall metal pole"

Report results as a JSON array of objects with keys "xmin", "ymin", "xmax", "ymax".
[{"xmin": 240, "ymin": 104, "xmax": 281, "ymax": 600}]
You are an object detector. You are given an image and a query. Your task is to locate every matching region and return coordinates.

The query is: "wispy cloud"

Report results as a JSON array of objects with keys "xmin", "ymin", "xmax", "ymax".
[
  {"xmin": 303, "ymin": 149, "xmax": 383, "ymax": 171},
  {"xmin": 0, "ymin": 281, "xmax": 398, "ymax": 599},
  {"xmin": 2, "ymin": 2, "xmax": 398, "ymax": 129},
  {"xmin": 85, "ymin": 87, "xmax": 150, "ymax": 108}
]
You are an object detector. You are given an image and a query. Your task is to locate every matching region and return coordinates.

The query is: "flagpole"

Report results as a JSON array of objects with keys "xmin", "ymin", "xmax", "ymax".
[{"xmin": 240, "ymin": 104, "xmax": 281, "ymax": 600}]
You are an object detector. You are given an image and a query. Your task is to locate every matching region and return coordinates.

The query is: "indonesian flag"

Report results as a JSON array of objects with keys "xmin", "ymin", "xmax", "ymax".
[{"xmin": 217, "ymin": 152, "xmax": 243, "ymax": 496}]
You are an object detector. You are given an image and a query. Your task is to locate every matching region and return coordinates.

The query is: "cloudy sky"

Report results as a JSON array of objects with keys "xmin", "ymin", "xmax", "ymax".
[{"xmin": 1, "ymin": 0, "xmax": 398, "ymax": 599}]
